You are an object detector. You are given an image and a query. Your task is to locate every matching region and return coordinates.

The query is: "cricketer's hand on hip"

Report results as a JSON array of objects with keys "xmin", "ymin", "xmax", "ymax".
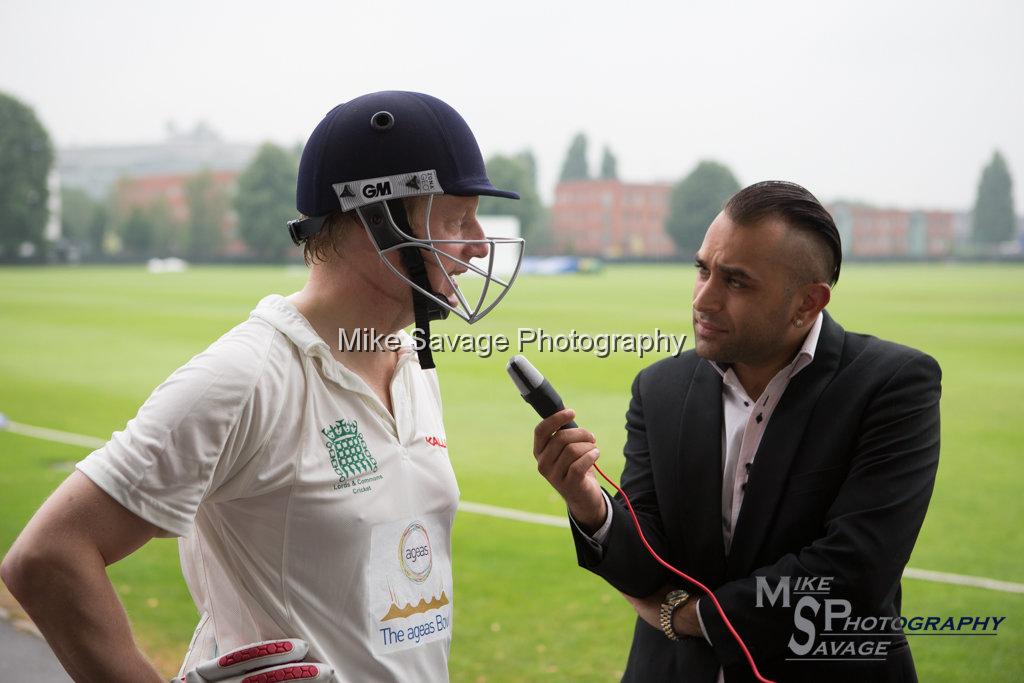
[{"xmin": 176, "ymin": 639, "xmax": 335, "ymax": 682}]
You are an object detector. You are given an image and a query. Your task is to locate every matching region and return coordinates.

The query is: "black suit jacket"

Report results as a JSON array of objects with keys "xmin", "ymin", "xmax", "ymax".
[{"xmin": 572, "ymin": 312, "xmax": 940, "ymax": 683}]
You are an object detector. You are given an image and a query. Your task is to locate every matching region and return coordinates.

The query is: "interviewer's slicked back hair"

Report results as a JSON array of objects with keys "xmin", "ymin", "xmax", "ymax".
[{"xmin": 724, "ymin": 181, "xmax": 842, "ymax": 286}]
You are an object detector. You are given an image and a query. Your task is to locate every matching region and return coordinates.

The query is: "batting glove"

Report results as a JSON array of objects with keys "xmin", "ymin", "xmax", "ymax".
[{"xmin": 174, "ymin": 638, "xmax": 335, "ymax": 682}]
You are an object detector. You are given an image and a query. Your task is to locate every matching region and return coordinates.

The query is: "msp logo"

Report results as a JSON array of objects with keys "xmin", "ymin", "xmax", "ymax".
[
  {"xmin": 756, "ymin": 576, "xmax": 1006, "ymax": 662},
  {"xmin": 321, "ymin": 418, "xmax": 379, "ymax": 482},
  {"xmin": 398, "ymin": 522, "xmax": 433, "ymax": 583}
]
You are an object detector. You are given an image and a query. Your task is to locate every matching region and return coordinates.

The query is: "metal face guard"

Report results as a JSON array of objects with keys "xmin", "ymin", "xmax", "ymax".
[{"xmin": 355, "ymin": 198, "xmax": 525, "ymax": 324}]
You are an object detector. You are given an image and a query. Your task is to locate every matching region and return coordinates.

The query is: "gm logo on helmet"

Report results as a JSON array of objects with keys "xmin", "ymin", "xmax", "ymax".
[{"xmin": 362, "ymin": 180, "xmax": 393, "ymax": 199}]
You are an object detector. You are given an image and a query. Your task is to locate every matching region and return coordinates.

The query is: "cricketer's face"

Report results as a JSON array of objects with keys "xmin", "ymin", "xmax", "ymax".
[
  {"xmin": 409, "ymin": 194, "xmax": 489, "ymax": 310},
  {"xmin": 691, "ymin": 212, "xmax": 806, "ymax": 368}
]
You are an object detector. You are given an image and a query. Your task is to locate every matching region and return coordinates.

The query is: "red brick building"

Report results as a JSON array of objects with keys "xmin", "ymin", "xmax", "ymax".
[
  {"xmin": 114, "ymin": 171, "xmax": 247, "ymax": 255},
  {"xmin": 549, "ymin": 182, "xmax": 959, "ymax": 260},
  {"xmin": 828, "ymin": 202, "xmax": 957, "ymax": 258},
  {"xmin": 550, "ymin": 180, "xmax": 675, "ymax": 258}
]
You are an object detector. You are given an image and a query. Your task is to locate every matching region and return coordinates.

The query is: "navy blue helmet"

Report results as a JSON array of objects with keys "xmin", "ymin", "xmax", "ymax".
[{"xmin": 288, "ymin": 91, "xmax": 525, "ymax": 368}]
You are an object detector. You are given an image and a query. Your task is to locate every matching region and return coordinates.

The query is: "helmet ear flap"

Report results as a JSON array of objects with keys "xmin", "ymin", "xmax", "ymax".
[
  {"xmin": 384, "ymin": 199, "xmax": 416, "ymax": 242},
  {"xmin": 369, "ymin": 199, "xmax": 449, "ymax": 322},
  {"xmin": 353, "ymin": 199, "xmax": 448, "ymax": 370},
  {"xmin": 356, "ymin": 202, "xmax": 411, "ymax": 251}
]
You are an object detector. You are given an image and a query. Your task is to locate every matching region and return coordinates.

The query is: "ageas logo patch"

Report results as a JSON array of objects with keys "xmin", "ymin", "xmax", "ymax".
[{"xmin": 398, "ymin": 521, "xmax": 433, "ymax": 583}]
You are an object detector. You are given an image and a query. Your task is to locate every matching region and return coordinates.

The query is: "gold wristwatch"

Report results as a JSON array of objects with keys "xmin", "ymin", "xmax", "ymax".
[{"xmin": 660, "ymin": 589, "xmax": 691, "ymax": 641}]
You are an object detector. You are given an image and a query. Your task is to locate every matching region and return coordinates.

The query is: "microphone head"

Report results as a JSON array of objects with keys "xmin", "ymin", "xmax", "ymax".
[{"xmin": 506, "ymin": 354, "xmax": 544, "ymax": 395}]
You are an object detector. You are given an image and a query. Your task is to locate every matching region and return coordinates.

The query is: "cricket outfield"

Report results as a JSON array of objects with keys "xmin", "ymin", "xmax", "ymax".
[{"xmin": 0, "ymin": 263, "xmax": 1021, "ymax": 681}]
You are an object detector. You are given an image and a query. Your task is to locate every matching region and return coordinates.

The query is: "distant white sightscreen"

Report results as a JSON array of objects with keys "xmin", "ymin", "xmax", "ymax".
[{"xmin": 474, "ymin": 215, "xmax": 521, "ymax": 278}]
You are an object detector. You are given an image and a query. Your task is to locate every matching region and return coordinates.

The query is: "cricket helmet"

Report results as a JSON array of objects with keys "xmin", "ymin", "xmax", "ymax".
[{"xmin": 289, "ymin": 91, "xmax": 525, "ymax": 368}]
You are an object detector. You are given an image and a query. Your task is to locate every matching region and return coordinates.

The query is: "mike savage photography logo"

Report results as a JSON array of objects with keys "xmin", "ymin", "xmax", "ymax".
[
  {"xmin": 756, "ymin": 576, "xmax": 1006, "ymax": 662},
  {"xmin": 336, "ymin": 327, "xmax": 687, "ymax": 359}
]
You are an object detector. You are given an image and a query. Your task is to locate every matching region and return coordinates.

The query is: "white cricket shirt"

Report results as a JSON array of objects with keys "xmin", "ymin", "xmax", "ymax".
[{"xmin": 77, "ymin": 294, "xmax": 460, "ymax": 682}]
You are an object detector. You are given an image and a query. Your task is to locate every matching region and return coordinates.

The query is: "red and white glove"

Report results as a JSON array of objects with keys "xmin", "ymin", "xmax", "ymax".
[{"xmin": 175, "ymin": 638, "xmax": 335, "ymax": 683}]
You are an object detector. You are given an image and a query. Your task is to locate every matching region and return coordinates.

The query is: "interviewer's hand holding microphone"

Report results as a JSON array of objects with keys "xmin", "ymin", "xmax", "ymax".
[
  {"xmin": 509, "ymin": 355, "xmax": 606, "ymax": 532},
  {"xmin": 510, "ymin": 355, "xmax": 703, "ymax": 640},
  {"xmin": 532, "ymin": 406, "xmax": 606, "ymax": 533}
]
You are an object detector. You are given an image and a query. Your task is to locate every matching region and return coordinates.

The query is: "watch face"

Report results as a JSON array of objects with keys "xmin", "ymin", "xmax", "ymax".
[{"xmin": 666, "ymin": 589, "xmax": 690, "ymax": 604}]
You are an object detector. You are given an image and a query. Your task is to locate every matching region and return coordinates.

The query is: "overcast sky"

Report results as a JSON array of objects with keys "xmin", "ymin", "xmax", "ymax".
[{"xmin": 2, "ymin": 0, "xmax": 1022, "ymax": 211}]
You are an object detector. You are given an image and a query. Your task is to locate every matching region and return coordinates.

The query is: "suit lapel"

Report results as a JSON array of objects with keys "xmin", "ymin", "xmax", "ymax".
[
  {"xmin": 725, "ymin": 312, "xmax": 845, "ymax": 577},
  {"xmin": 676, "ymin": 359, "xmax": 728, "ymax": 583}
]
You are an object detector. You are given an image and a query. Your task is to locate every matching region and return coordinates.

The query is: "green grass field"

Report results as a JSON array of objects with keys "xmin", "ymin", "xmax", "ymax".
[{"xmin": 1, "ymin": 264, "xmax": 1022, "ymax": 681}]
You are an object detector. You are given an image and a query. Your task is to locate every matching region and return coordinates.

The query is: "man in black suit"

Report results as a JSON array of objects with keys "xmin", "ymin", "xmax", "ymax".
[{"xmin": 533, "ymin": 181, "xmax": 940, "ymax": 682}]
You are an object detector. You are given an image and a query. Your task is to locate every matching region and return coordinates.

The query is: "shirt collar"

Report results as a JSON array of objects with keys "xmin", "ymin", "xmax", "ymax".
[
  {"xmin": 791, "ymin": 311, "xmax": 824, "ymax": 377},
  {"xmin": 250, "ymin": 294, "xmax": 328, "ymax": 356},
  {"xmin": 249, "ymin": 294, "xmax": 417, "ymax": 383}
]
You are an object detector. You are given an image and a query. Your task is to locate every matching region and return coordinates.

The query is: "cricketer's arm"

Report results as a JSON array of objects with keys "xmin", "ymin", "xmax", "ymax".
[{"xmin": 2, "ymin": 470, "xmax": 165, "ymax": 683}]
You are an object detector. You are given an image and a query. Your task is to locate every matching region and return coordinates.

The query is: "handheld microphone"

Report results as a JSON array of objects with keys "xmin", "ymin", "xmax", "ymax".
[
  {"xmin": 506, "ymin": 354, "xmax": 577, "ymax": 429},
  {"xmin": 503, "ymin": 353, "xmax": 775, "ymax": 683}
]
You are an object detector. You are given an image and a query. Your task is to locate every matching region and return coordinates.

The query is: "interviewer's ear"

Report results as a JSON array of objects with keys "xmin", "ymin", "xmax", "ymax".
[{"xmin": 793, "ymin": 282, "xmax": 831, "ymax": 327}]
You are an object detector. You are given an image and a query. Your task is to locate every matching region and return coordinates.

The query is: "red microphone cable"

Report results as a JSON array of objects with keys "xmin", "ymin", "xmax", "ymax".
[{"xmin": 591, "ymin": 462, "xmax": 776, "ymax": 683}]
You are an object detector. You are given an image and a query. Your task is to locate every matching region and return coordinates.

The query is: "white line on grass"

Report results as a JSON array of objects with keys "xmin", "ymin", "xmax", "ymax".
[
  {"xmin": 4, "ymin": 419, "xmax": 1023, "ymax": 595},
  {"xmin": 902, "ymin": 568, "xmax": 1024, "ymax": 594},
  {"xmin": 459, "ymin": 500, "xmax": 569, "ymax": 528},
  {"xmin": 4, "ymin": 421, "xmax": 106, "ymax": 450}
]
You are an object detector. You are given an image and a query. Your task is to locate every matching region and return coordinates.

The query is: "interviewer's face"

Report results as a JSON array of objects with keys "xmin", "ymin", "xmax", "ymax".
[{"xmin": 691, "ymin": 212, "xmax": 805, "ymax": 367}]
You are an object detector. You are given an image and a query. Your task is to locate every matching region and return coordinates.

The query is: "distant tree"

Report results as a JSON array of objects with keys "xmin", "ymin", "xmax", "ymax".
[
  {"xmin": 599, "ymin": 146, "xmax": 618, "ymax": 180},
  {"xmin": 665, "ymin": 160, "xmax": 741, "ymax": 256},
  {"xmin": 235, "ymin": 143, "xmax": 298, "ymax": 261},
  {"xmin": 518, "ymin": 149, "xmax": 543, "ymax": 246},
  {"xmin": 184, "ymin": 169, "xmax": 228, "ymax": 259},
  {"xmin": 118, "ymin": 199, "xmax": 176, "ymax": 257},
  {"xmin": 478, "ymin": 150, "xmax": 547, "ymax": 247},
  {"xmin": 89, "ymin": 204, "xmax": 110, "ymax": 256},
  {"xmin": 60, "ymin": 187, "xmax": 105, "ymax": 256},
  {"xmin": 121, "ymin": 207, "xmax": 155, "ymax": 255},
  {"xmin": 971, "ymin": 151, "xmax": 1017, "ymax": 245},
  {"xmin": 0, "ymin": 91, "xmax": 54, "ymax": 260},
  {"xmin": 519, "ymin": 149, "xmax": 538, "ymax": 188},
  {"xmin": 147, "ymin": 199, "xmax": 179, "ymax": 256},
  {"xmin": 559, "ymin": 132, "xmax": 590, "ymax": 182}
]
